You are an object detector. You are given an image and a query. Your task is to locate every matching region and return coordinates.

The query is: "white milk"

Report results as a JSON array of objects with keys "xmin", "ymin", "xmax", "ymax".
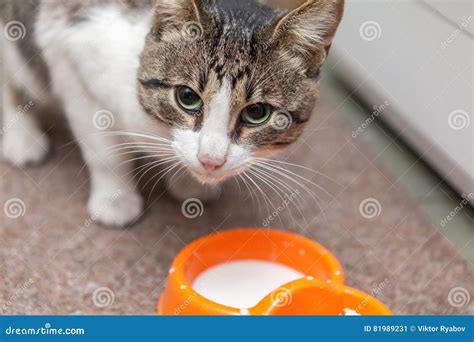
[
  {"xmin": 341, "ymin": 308, "xmax": 361, "ymax": 316},
  {"xmin": 192, "ymin": 260, "xmax": 304, "ymax": 309}
]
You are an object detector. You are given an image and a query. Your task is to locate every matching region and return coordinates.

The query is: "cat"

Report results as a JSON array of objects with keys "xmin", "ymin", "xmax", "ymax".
[{"xmin": 1, "ymin": 0, "xmax": 344, "ymax": 227}]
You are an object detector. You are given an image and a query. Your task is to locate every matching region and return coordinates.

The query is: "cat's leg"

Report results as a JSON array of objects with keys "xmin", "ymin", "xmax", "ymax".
[
  {"xmin": 165, "ymin": 173, "xmax": 221, "ymax": 203},
  {"xmin": 2, "ymin": 37, "xmax": 50, "ymax": 166},
  {"xmin": 67, "ymin": 110, "xmax": 144, "ymax": 227},
  {"xmin": 55, "ymin": 78, "xmax": 144, "ymax": 227},
  {"xmin": 65, "ymin": 104, "xmax": 144, "ymax": 227},
  {"xmin": 2, "ymin": 85, "xmax": 50, "ymax": 167}
]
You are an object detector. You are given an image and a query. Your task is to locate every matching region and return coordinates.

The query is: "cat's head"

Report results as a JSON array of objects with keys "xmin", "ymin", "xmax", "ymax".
[{"xmin": 138, "ymin": 0, "xmax": 344, "ymax": 184}]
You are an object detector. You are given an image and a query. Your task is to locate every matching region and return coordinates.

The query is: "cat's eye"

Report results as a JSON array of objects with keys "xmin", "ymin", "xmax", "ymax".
[
  {"xmin": 176, "ymin": 86, "xmax": 203, "ymax": 112},
  {"xmin": 241, "ymin": 103, "xmax": 271, "ymax": 125}
]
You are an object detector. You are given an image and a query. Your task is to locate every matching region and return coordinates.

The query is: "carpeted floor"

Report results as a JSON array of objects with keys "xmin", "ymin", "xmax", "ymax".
[{"xmin": 1, "ymin": 84, "xmax": 473, "ymax": 315}]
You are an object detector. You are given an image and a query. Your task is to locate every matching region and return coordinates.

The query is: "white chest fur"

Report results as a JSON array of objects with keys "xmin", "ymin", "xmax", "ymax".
[{"xmin": 35, "ymin": 4, "xmax": 158, "ymax": 133}]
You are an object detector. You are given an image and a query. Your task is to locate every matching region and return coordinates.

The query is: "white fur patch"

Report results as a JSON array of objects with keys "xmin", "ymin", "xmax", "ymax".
[
  {"xmin": 198, "ymin": 79, "xmax": 232, "ymax": 165},
  {"xmin": 35, "ymin": 5, "xmax": 159, "ymax": 133}
]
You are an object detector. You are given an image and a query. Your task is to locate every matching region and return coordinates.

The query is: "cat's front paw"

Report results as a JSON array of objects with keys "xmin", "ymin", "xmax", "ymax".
[
  {"xmin": 2, "ymin": 127, "xmax": 49, "ymax": 167},
  {"xmin": 87, "ymin": 189, "xmax": 144, "ymax": 228}
]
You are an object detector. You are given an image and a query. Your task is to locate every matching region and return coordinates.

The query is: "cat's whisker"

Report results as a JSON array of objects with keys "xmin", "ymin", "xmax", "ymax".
[
  {"xmin": 231, "ymin": 175, "xmax": 243, "ymax": 194},
  {"xmin": 254, "ymin": 157, "xmax": 342, "ymax": 187},
  {"xmin": 151, "ymin": 167, "xmax": 186, "ymax": 202},
  {"xmin": 253, "ymin": 160, "xmax": 336, "ymax": 201},
  {"xmin": 128, "ymin": 159, "xmax": 166, "ymax": 178},
  {"xmin": 250, "ymin": 164, "xmax": 310, "ymax": 205},
  {"xmin": 100, "ymin": 130, "xmax": 172, "ymax": 144},
  {"xmin": 254, "ymin": 163, "xmax": 308, "ymax": 220},
  {"xmin": 237, "ymin": 173, "xmax": 257, "ymax": 211},
  {"xmin": 249, "ymin": 166, "xmax": 307, "ymax": 226},
  {"xmin": 135, "ymin": 158, "xmax": 180, "ymax": 185},
  {"xmin": 239, "ymin": 171, "xmax": 261, "ymax": 215},
  {"xmin": 107, "ymin": 148, "xmax": 174, "ymax": 159},
  {"xmin": 247, "ymin": 169, "xmax": 295, "ymax": 228},
  {"xmin": 99, "ymin": 131, "xmax": 180, "ymax": 192},
  {"xmin": 148, "ymin": 162, "xmax": 184, "ymax": 200},
  {"xmin": 108, "ymin": 150, "xmax": 175, "ymax": 161},
  {"xmin": 253, "ymin": 162, "xmax": 320, "ymax": 200},
  {"xmin": 252, "ymin": 162, "xmax": 329, "ymax": 223},
  {"xmin": 106, "ymin": 142, "xmax": 173, "ymax": 152},
  {"xmin": 166, "ymin": 165, "xmax": 187, "ymax": 186},
  {"xmin": 105, "ymin": 139, "xmax": 172, "ymax": 147},
  {"xmin": 105, "ymin": 142, "xmax": 174, "ymax": 153},
  {"xmin": 242, "ymin": 171, "xmax": 273, "ymax": 220},
  {"xmin": 104, "ymin": 140, "xmax": 172, "ymax": 153},
  {"xmin": 247, "ymin": 170, "xmax": 282, "ymax": 215},
  {"xmin": 142, "ymin": 161, "xmax": 181, "ymax": 192},
  {"xmin": 118, "ymin": 154, "xmax": 177, "ymax": 169}
]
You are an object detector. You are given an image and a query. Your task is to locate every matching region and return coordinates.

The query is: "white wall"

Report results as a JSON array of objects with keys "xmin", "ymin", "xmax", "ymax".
[{"xmin": 328, "ymin": 0, "xmax": 473, "ymax": 200}]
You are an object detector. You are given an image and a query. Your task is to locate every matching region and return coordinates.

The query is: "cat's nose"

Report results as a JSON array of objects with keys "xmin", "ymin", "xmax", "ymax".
[
  {"xmin": 198, "ymin": 156, "xmax": 226, "ymax": 170},
  {"xmin": 198, "ymin": 133, "xmax": 229, "ymax": 171}
]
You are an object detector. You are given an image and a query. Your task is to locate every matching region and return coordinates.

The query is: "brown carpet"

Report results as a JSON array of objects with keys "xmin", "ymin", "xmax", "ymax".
[{"xmin": 1, "ymin": 88, "xmax": 473, "ymax": 315}]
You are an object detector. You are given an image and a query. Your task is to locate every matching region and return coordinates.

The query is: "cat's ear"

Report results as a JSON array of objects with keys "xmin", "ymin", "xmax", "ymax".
[
  {"xmin": 270, "ymin": 0, "xmax": 345, "ymax": 58},
  {"xmin": 152, "ymin": 0, "xmax": 207, "ymax": 39}
]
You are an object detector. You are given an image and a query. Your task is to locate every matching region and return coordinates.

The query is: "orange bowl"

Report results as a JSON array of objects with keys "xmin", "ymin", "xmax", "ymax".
[
  {"xmin": 341, "ymin": 286, "xmax": 392, "ymax": 315},
  {"xmin": 252, "ymin": 279, "xmax": 392, "ymax": 316},
  {"xmin": 158, "ymin": 228, "xmax": 391, "ymax": 315}
]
